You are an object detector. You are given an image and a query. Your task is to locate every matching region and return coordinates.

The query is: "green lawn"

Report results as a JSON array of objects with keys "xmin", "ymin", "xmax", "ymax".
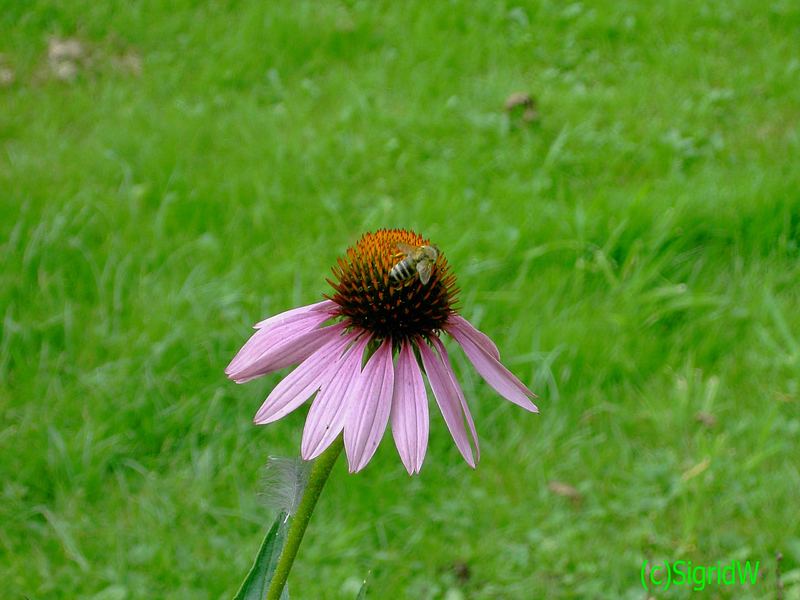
[{"xmin": 2, "ymin": 1, "xmax": 800, "ymax": 598}]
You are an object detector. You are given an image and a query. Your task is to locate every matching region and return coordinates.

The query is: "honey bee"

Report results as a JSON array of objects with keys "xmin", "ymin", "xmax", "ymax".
[{"xmin": 389, "ymin": 242, "xmax": 439, "ymax": 285}]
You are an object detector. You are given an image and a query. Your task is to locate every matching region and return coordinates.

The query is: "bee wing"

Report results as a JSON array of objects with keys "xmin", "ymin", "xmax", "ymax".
[
  {"xmin": 422, "ymin": 246, "xmax": 439, "ymax": 260},
  {"xmin": 395, "ymin": 242, "xmax": 415, "ymax": 256},
  {"xmin": 417, "ymin": 260, "xmax": 433, "ymax": 284}
]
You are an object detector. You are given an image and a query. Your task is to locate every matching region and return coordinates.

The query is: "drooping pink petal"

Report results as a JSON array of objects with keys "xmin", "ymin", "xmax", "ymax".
[
  {"xmin": 226, "ymin": 309, "xmax": 332, "ymax": 377},
  {"xmin": 301, "ymin": 335, "xmax": 370, "ymax": 461},
  {"xmin": 446, "ymin": 318, "xmax": 539, "ymax": 413},
  {"xmin": 444, "ymin": 314, "xmax": 500, "ymax": 360},
  {"xmin": 229, "ymin": 322, "xmax": 346, "ymax": 384},
  {"xmin": 430, "ymin": 336, "xmax": 480, "ymax": 463},
  {"xmin": 253, "ymin": 329, "xmax": 354, "ymax": 424},
  {"xmin": 417, "ymin": 338, "xmax": 476, "ymax": 468},
  {"xmin": 344, "ymin": 339, "xmax": 395, "ymax": 473},
  {"xmin": 390, "ymin": 340, "xmax": 429, "ymax": 475},
  {"xmin": 253, "ymin": 299, "xmax": 337, "ymax": 330}
]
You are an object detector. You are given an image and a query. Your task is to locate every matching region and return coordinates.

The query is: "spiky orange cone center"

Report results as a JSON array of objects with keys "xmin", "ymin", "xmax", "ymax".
[{"xmin": 327, "ymin": 229, "xmax": 458, "ymax": 343}]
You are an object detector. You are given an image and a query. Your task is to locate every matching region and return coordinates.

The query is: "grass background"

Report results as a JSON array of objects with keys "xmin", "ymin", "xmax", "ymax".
[{"xmin": 2, "ymin": 1, "xmax": 800, "ymax": 598}]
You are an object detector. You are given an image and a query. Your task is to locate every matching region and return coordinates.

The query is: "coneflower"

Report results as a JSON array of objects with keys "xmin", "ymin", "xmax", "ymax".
[{"xmin": 226, "ymin": 229, "xmax": 538, "ymax": 474}]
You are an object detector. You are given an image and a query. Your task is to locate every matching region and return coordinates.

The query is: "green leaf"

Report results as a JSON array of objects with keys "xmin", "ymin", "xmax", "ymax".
[
  {"xmin": 233, "ymin": 511, "xmax": 290, "ymax": 600},
  {"xmin": 355, "ymin": 573, "xmax": 370, "ymax": 599}
]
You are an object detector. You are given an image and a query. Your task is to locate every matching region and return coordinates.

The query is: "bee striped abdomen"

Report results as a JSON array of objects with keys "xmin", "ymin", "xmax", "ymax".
[{"xmin": 389, "ymin": 259, "xmax": 415, "ymax": 282}]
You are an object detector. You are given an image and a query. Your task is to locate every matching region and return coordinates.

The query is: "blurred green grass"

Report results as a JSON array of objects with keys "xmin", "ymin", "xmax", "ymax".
[{"xmin": 2, "ymin": 1, "xmax": 799, "ymax": 598}]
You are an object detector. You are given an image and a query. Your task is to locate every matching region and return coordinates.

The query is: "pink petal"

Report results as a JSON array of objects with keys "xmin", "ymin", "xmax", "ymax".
[
  {"xmin": 253, "ymin": 299, "xmax": 337, "ymax": 330},
  {"xmin": 417, "ymin": 338, "xmax": 476, "ymax": 468},
  {"xmin": 301, "ymin": 335, "xmax": 370, "ymax": 461},
  {"xmin": 229, "ymin": 322, "xmax": 345, "ymax": 384},
  {"xmin": 390, "ymin": 340, "xmax": 429, "ymax": 475},
  {"xmin": 430, "ymin": 336, "xmax": 480, "ymax": 463},
  {"xmin": 226, "ymin": 310, "xmax": 332, "ymax": 377},
  {"xmin": 444, "ymin": 314, "xmax": 500, "ymax": 360},
  {"xmin": 253, "ymin": 330, "xmax": 353, "ymax": 424},
  {"xmin": 446, "ymin": 318, "xmax": 539, "ymax": 413},
  {"xmin": 344, "ymin": 339, "xmax": 395, "ymax": 473}
]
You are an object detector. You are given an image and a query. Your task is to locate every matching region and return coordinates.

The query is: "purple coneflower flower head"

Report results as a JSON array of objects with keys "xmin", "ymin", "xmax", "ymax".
[{"xmin": 226, "ymin": 229, "xmax": 538, "ymax": 474}]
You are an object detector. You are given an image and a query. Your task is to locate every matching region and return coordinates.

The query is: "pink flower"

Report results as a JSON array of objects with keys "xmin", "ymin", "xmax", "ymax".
[{"xmin": 226, "ymin": 229, "xmax": 538, "ymax": 474}]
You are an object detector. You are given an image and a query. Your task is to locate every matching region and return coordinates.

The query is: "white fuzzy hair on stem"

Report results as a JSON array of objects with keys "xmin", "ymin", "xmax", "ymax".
[{"xmin": 259, "ymin": 456, "xmax": 311, "ymax": 517}]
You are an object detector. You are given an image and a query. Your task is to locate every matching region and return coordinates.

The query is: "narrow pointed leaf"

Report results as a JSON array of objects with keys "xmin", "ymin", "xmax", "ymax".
[{"xmin": 233, "ymin": 511, "xmax": 290, "ymax": 600}]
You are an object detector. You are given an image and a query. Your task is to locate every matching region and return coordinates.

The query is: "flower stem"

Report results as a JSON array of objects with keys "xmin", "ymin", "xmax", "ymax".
[{"xmin": 266, "ymin": 437, "xmax": 344, "ymax": 600}]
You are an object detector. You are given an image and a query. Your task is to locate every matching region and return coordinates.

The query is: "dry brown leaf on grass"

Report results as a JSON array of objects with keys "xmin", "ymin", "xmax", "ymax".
[
  {"xmin": 504, "ymin": 91, "xmax": 539, "ymax": 123},
  {"xmin": 111, "ymin": 51, "xmax": 142, "ymax": 77},
  {"xmin": 695, "ymin": 411, "xmax": 717, "ymax": 428},
  {"xmin": 0, "ymin": 54, "xmax": 15, "ymax": 87},
  {"xmin": 48, "ymin": 36, "xmax": 88, "ymax": 81},
  {"xmin": 547, "ymin": 480, "xmax": 582, "ymax": 504},
  {"xmin": 44, "ymin": 36, "xmax": 143, "ymax": 82}
]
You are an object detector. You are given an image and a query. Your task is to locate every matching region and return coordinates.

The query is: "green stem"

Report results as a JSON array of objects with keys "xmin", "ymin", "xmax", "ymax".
[{"xmin": 266, "ymin": 437, "xmax": 344, "ymax": 600}]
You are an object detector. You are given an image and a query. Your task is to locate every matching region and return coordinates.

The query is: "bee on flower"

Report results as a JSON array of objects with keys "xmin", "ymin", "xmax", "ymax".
[
  {"xmin": 389, "ymin": 242, "xmax": 439, "ymax": 285},
  {"xmin": 226, "ymin": 229, "xmax": 538, "ymax": 474}
]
